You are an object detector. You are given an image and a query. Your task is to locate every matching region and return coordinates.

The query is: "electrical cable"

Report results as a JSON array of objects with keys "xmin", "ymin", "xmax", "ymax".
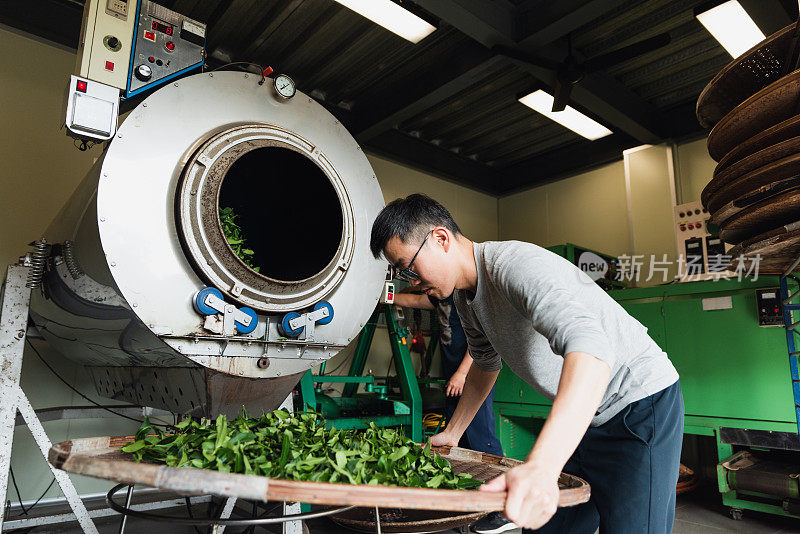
[
  {"xmin": 7, "ymin": 466, "xmax": 56, "ymax": 518},
  {"xmin": 22, "ymin": 477, "xmax": 56, "ymax": 517},
  {"xmin": 25, "ymin": 339, "xmax": 170, "ymax": 428},
  {"xmin": 321, "ymin": 351, "xmax": 354, "ymax": 377},
  {"xmin": 185, "ymin": 497, "xmax": 204, "ymax": 534},
  {"xmin": 209, "ymin": 62, "xmax": 271, "ymax": 85},
  {"xmin": 8, "ymin": 467, "xmax": 28, "ymax": 516}
]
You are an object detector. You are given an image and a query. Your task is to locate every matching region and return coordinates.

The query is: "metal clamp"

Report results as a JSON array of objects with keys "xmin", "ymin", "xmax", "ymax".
[
  {"xmin": 277, "ymin": 301, "xmax": 333, "ymax": 340},
  {"xmin": 193, "ymin": 287, "xmax": 258, "ymax": 335}
]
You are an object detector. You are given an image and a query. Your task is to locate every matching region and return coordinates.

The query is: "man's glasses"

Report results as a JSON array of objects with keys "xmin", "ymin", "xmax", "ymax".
[{"xmin": 395, "ymin": 229, "xmax": 433, "ymax": 282}]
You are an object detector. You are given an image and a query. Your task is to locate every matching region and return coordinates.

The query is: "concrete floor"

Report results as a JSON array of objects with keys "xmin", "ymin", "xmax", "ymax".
[{"xmin": 20, "ymin": 485, "xmax": 800, "ymax": 534}]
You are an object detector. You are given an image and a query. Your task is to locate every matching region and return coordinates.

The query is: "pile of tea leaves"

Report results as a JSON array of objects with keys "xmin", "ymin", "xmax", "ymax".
[
  {"xmin": 121, "ymin": 411, "xmax": 482, "ymax": 490},
  {"xmin": 219, "ymin": 206, "xmax": 259, "ymax": 272}
]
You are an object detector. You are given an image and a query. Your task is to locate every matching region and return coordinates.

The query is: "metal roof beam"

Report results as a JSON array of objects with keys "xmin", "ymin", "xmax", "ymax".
[
  {"xmin": 415, "ymin": 0, "xmax": 665, "ymax": 144},
  {"xmin": 364, "ymin": 130, "xmax": 504, "ymax": 195},
  {"xmin": 497, "ymin": 133, "xmax": 638, "ymax": 195},
  {"xmin": 413, "ymin": 0, "xmax": 517, "ymax": 45},
  {"xmin": 516, "ymin": 0, "xmax": 630, "ymax": 49},
  {"xmin": 353, "ymin": 43, "xmax": 504, "ymax": 142}
]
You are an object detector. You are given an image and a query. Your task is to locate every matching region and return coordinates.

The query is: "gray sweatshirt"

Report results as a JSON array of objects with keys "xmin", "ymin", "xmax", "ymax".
[{"xmin": 453, "ymin": 241, "xmax": 679, "ymax": 426}]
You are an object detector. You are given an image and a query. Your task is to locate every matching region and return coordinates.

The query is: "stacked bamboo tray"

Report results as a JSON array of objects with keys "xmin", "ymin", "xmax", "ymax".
[{"xmin": 697, "ymin": 21, "xmax": 800, "ymax": 274}]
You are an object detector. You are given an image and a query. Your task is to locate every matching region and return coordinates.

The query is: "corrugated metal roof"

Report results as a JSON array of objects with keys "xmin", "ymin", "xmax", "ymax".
[{"xmin": 4, "ymin": 0, "xmax": 796, "ymax": 194}]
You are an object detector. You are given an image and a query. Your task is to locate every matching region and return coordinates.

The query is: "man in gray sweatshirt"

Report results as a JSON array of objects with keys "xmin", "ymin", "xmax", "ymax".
[{"xmin": 370, "ymin": 194, "xmax": 683, "ymax": 533}]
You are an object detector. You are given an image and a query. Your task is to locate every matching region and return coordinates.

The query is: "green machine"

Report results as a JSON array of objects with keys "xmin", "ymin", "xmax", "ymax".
[
  {"xmin": 493, "ymin": 266, "xmax": 800, "ymax": 519},
  {"xmin": 297, "ymin": 304, "xmax": 435, "ymax": 443}
]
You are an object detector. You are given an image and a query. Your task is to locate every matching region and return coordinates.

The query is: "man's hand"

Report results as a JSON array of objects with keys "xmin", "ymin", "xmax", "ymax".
[
  {"xmin": 445, "ymin": 371, "xmax": 467, "ymax": 396},
  {"xmin": 429, "ymin": 430, "xmax": 459, "ymax": 448},
  {"xmin": 479, "ymin": 462, "xmax": 560, "ymax": 529}
]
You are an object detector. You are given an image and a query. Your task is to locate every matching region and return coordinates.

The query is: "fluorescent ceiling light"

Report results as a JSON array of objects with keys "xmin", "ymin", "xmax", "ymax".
[
  {"xmin": 333, "ymin": 0, "xmax": 436, "ymax": 44},
  {"xmin": 518, "ymin": 90, "xmax": 612, "ymax": 141},
  {"xmin": 695, "ymin": 1, "xmax": 765, "ymax": 58}
]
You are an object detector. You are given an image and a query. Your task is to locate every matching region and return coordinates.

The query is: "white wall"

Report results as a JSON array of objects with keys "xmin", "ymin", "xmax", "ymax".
[
  {"xmin": 499, "ymin": 160, "xmax": 629, "ymax": 257},
  {"xmin": 498, "ymin": 140, "xmax": 717, "ymax": 286},
  {"xmin": 676, "ymin": 137, "xmax": 716, "ymax": 204}
]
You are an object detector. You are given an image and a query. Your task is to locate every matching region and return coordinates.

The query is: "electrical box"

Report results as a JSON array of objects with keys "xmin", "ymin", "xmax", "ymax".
[
  {"xmin": 65, "ymin": 75, "xmax": 120, "ymax": 140},
  {"xmin": 75, "ymin": 0, "xmax": 137, "ymax": 89},
  {"xmin": 756, "ymin": 288, "xmax": 784, "ymax": 327},
  {"xmin": 674, "ymin": 200, "xmax": 733, "ymax": 282},
  {"xmin": 75, "ymin": 0, "xmax": 205, "ymax": 95},
  {"xmin": 68, "ymin": 0, "xmax": 205, "ymax": 142},
  {"xmin": 381, "ymin": 282, "xmax": 395, "ymax": 304}
]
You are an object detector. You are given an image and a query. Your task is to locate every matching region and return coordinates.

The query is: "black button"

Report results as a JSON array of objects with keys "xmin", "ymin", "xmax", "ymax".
[
  {"xmin": 108, "ymin": 36, "xmax": 119, "ymax": 48},
  {"xmin": 156, "ymin": 59, "xmax": 163, "ymax": 66}
]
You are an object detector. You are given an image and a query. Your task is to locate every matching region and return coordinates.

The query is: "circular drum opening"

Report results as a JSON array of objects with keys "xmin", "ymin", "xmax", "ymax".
[{"xmin": 218, "ymin": 147, "xmax": 344, "ymax": 282}]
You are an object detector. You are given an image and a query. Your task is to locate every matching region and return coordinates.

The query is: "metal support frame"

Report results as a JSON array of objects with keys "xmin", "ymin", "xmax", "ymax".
[
  {"xmin": 4, "ymin": 493, "xmax": 214, "ymax": 531},
  {"xmin": 0, "ymin": 264, "xmax": 99, "ymax": 533},
  {"xmin": 300, "ymin": 305, "xmax": 423, "ymax": 442},
  {"xmin": 384, "ymin": 305, "xmax": 423, "ymax": 442},
  {"xmin": 342, "ymin": 310, "xmax": 380, "ymax": 398},
  {"xmin": 106, "ymin": 483, "xmax": 354, "ymax": 528},
  {"xmin": 779, "ymin": 269, "xmax": 800, "ymax": 447}
]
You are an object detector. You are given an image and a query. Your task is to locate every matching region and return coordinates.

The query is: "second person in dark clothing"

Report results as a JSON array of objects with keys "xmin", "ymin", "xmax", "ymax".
[{"xmin": 392, "ymin": 289, "xmax": 503, "ymax": 456}]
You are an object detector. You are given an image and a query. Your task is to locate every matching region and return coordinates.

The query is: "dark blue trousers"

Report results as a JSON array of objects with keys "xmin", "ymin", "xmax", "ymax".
[
  {"xmin": 528, "ymin": 381, "xmax": 684, "ymax": 534},
  {"xmin": 445, "ymin": 387, "xmax": 504, "ymax": 456}
]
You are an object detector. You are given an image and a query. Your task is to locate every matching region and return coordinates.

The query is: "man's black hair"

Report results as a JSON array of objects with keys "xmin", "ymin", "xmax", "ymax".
[{"xmin": 370, "ymin": 193, "xmax": 462, "ymax": 258}]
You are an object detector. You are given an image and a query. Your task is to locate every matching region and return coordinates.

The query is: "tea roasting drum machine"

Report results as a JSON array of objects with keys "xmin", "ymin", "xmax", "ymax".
[{"xmin": 29, "ymin": 69, "xmax": 386, "ymax": 417}]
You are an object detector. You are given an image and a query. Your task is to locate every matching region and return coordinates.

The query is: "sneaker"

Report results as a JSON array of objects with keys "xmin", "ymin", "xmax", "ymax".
[{"xmin": 472, "ymin": 511, "xmax": 517, "ymax": 534}]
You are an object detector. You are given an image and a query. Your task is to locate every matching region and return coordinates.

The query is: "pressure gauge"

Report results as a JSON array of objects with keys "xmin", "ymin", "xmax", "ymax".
[{"xmin": 273, "ymin": 74, "xmax": 296, "ymax": 99}]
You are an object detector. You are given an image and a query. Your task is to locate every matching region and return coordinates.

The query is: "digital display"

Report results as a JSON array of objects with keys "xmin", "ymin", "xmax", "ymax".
[{"xmin": 152, "ymin": 20, "xmax": 173, "ymax": 35}]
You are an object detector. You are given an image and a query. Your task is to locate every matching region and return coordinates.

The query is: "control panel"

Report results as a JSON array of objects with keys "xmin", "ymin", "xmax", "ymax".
[
  {"xmin": 381, "ymin": 282, "xmax": 395, "ymax": 304},
  {"xmin": 68, "ymin": 0, "xmax": 205, "ymax": 142},
  {"xmin": 75, "ymin": 0, "xmax": 136, "ymax": 89},
  {"xmin": 756, "ymin": 288, "xmax": 784, "ymax": 327},
  {"xmin": 105, "ymin": 0, "xmax": 129, "ymax": 19},
  {"xmin": 127, "ymin": 1, "xmax": 206, "ymax": 97},
  {"xmin": 674, "ymin": 200, "xmax": 733, "ymax": 281}
]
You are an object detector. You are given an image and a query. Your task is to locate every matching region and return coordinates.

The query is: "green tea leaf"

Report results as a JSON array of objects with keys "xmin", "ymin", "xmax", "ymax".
[
  {"xmin": 121, "ymin": 440, "xmax": 146, "ymax": 453},
  {"xmin": 120, "ymin": 409, "xmax": 482, "ymax": 491},
  {"xmin": 389, "ymin": 446, "xmax": 409, "ymax": 462}
]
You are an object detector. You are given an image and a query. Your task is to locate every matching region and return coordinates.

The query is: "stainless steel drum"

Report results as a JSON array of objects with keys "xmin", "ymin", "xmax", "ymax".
[{"xmin": 29, "ymin": 71, "xmax": 386, "ymax": 416}]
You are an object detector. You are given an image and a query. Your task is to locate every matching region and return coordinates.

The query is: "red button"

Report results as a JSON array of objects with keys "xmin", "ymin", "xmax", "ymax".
[
  {"xmin": 696, "ymin": 222, "xmax": 702, "ymax": 228},
  {"xmin": 688, "ymin": 224, "xmax": 694, "ymax": 230},
  {"xmin": 165, "ymin": 41, "xmax": 175, "ymax": 51},
  {"xmin": 680, "ymin": 225, "xmax": 686, "ymax": 231},
  {"xmin": 76, "ymin": 79, "xmax": 88, "ymax": 92},
  {"xmin": 387, "ymin": 293, "xmax": 393, "ymax": 298},
  {"xmin": 144, "ymin": 31, "xmax": 155, "ymax": 41},
  {"xmin": 148, "ymin": 56, "xmax": 155, "ymax": 63},
  {"xmin": 105, "ymin": 60, "xmax": 114, "ymax": 71}
]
